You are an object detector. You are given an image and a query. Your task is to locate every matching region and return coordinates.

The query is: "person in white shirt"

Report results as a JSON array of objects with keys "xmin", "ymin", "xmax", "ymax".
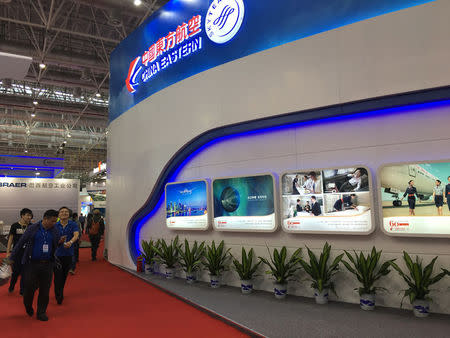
[
  {"xmin": 302, "ymin": 172, "xmax": 320, "ymax": 194},
  {"xmin": 340, "ymin": 169, "xmax": 362, "ymax": 192}
]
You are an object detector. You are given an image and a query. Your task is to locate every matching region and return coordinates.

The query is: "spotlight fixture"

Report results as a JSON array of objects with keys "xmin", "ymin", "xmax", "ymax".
[
  {"xmin": 134, "ymin": 0, "xmax": 142, "ymax": 6},
  {"xmin": 35, "ymin": 172, "xmax": 40, "ymax": 175},
  {"xmin": 31, "ymin": 112, "xmax": 36, "ymax": 117},
  {"xmin": 63, "ymin": 140, "xmax": 67, "ymax": 144},
  {"xmin": 67, "ymin": 133, "xmax": 72, "ymax": 138},
  {"xmin": 95, "ymin": 92, "xmax": 101, "ymax": 98},
  {"xmin": 33, "ymin": 100, "xmax": 38, "ymax": 105},
  {"xmin": 39, "ymin": 63, "xmax": 46, "ymax": 69},
  {"xmin": 24, "ymin": 149, "xmax": 28, "ymax": 153}
]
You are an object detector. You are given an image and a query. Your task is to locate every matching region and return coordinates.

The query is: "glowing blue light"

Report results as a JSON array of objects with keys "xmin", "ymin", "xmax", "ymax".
[{"xmin": 130, "ymin": 98, "xmax": 450, "ymax": 261}]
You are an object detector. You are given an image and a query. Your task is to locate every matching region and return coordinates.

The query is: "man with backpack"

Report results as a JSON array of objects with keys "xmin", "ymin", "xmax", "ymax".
[{"xmin": 86, "ymin": 209, "xmax": 105, "ymax": 261}]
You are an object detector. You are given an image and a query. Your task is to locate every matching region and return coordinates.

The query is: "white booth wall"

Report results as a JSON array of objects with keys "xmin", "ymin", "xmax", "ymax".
[{"xmin": 107, "ymin": 1, "xmax": 450, "ymax": 313}]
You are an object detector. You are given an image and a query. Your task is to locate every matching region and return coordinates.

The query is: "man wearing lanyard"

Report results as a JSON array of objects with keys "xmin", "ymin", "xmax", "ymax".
[
  {"xmin": 6, "ymin": 208, "xmax": 33, "ymax": 294},
  {"xmin": 7, "ymin": 210, "xmax": 62, "ymax": 321},
  {"xmin": 54, "ymin": 206, "xmax": 79, "ymax": 305},
  {"xmin": 446, "ymin": 176, "xmax": 450, "ymax": 212}
]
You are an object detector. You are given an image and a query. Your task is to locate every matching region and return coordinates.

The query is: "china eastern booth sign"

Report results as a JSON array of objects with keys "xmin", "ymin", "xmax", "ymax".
[
  {"xmin": 110, "ymin": 0, "xmax": 433, "ymax": 122},
  {"xmin": 125, "ymin": 0, "xmax": 245, "ymax": 95}
]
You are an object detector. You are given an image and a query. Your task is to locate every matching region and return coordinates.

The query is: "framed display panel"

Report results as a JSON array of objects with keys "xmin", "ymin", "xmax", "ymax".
[
  {"xmin": 378, "ymin": 160, "xmax": 450, "ymax": 238},
  {"xmin": 165, "ymin": 179, "xmax": 209, "ymax": 230},
  {"xmin": 212, "ymin": 173, "xmax": 277, "ymax": 232},
  {"xmin": 280, "ymin": 166, "xmax": 374, "ymax": 234}
]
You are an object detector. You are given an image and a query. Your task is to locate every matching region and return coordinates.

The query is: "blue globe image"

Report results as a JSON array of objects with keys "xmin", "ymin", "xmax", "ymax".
[{"xmin": 220, "ymin": 186, "xmax": 240, "ymax": 212}]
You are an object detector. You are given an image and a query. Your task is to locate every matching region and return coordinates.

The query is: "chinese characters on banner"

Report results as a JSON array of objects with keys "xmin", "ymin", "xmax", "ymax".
[{"xmin": 133, "ymin": 15, "xmax": 203, "ymax": 86}]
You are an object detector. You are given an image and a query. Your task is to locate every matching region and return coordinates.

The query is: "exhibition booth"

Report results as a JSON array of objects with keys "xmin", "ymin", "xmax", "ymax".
[{"xmin": 107, "ymin": 0, "xmax": 450, "ymax": 315}]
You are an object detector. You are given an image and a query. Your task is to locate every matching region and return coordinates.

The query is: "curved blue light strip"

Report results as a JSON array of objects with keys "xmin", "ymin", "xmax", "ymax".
[{"xmin": 127, "ymin": 86, "xmax": 450, "ymax": 263}]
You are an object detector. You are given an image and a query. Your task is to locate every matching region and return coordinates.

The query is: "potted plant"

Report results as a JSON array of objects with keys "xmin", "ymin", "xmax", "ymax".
[
  {"xmin": 203, "ymin": 240, "xmax": 230, "ymax": 288},
  {"xmin": 390, "ymin": 252, "xmax": 448, "ymax": 317},
  {"xmin": 140, "ymin": 239, "xmax": 160, "ymax": 275},
  {"xmin": 342, "ymin": 247, "xmax": 395, "ymax": 310},
  {"xmin": 179, "ymin": 239, "xmax": 205, "ymax": 284},
  {"xmin": 231, "ymin": 247, "xmax": 262, "ymax": 294},
  {"xmin": 259, "ymin": 246, "xmax": 302, "ymax": 299},
  {"xmin": 154, "ymin": 236, "xmax": 180, "ymax": 279},
  {"xmin": 299, "ymin": 242, "xmax": 343, "ymax": 304}
]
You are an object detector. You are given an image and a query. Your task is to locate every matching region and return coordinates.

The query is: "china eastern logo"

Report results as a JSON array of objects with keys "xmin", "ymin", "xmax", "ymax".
[{"xmin": 206, "ymin": 0, "xmax": 245, "ymax": 44}]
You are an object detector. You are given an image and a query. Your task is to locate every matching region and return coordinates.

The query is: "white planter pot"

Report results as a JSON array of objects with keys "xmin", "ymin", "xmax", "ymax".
[
  {"xmin": 165, "ymin": 268, "xmax": 174, "ymax": 279},
  {"xmin": 144, "ymin": 263, "xmax": 153, "ymax": 275},
  {"xmin": 360, "ymin": 293, "xmax": 376, "ymax": 311},
  {"xmin": 274, "ymin": 283, "xmax": 287, "ymax": 299},
  {"xmin": 314, "ymin": 289, "xmax": 329, "ymax": 304},
  {"xmin": 241, "ymin": 280, "xmax": 253, "ymax": 294},
  {"xmin": 413, "ymin": 299, "xmax": 430, "ymax": 318},
  {"xmin": 186, "ymin": 272, "xmax": 196, "ymax": 284},
  {"xmin": 210, "ymin": 275, "xmax": 220, "ymax": 288}
]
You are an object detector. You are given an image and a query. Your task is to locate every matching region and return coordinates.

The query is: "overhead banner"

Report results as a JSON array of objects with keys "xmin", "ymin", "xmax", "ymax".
[
  {"xmin": 379, "ymin": 161, "xmax": 450, "ymax": 237},
  {"xmin": 110, "ymin": 0, "xmax": 433, "ymax": 121},
  {"xmin": 165, "ymin": 180, "xmax": 208, "ymax": 230},
  {"xmin": 281, "ymin": 167, "xmax": 373, "ymax": 234},
  {"xmin": 213, "ymin": 174, "xmax": 276, "ymax": 232}
]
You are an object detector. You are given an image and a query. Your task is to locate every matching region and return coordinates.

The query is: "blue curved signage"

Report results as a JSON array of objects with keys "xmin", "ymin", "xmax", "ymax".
[{"xmin": 110, "ymin": 0, "xmax": 433, "ymax": 122}]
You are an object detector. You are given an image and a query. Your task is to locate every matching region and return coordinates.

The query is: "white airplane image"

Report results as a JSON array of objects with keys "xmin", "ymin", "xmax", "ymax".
[
  {"xmin": 179, "ymin": 188, "xmax": 195, "ymax": 195},
  {"xmin": 381, "ymin": 164, "xmax": 438, "ymax": 207}
]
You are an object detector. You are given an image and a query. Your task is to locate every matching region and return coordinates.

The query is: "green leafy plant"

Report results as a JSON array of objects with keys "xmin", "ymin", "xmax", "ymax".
[
  {"xmin": 140, "ymin": 239, "xmax": 160, "ymax": 265},
  {"xmin": 299, "ymin": 242, "xmax": 343, "ymax": 295},
  {"xmin": 259, "ymin": 246, "xmax": 302, "ymax": 284},
  {"xmin": 232, "ymin": 247, "xmax": 262, "ymax": 280},
  {"xmin": 390, "ymin": 252, "xmax": 448, "ymax": 306},
  {"xmin": 179, "ymin": 239, "xmax": 205, "ymax": 275},
  {"xmin": 154, "ymin": 236, "xmax": 180, "ymax": 268},
  {"xmin": 203, "ymin": 240, "xmax": 230, "ymax": 276},
  {"xmin": 342, "ymin": 247, "xmax": 395, "ymax": 296}
]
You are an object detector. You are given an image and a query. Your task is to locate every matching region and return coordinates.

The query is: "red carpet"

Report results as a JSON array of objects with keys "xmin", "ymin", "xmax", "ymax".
[{"xmin": 0, "ymin": 243, "xmax": 248, "ymax": 338}]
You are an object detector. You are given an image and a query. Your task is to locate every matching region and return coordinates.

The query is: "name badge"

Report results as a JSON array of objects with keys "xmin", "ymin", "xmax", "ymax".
[
  {"xmin": 16, "ymin": 229, "xmax": 24, "ymax": 235},
  {"xmin": 43, "ymin": 244, "xmax": 49, "ymax": 253}
]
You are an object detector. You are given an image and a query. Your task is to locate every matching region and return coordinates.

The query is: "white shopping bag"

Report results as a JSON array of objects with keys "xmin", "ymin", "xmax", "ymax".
[{"xmin": 0, "ymin": 262, "xmax": 12, "ymax": 287}]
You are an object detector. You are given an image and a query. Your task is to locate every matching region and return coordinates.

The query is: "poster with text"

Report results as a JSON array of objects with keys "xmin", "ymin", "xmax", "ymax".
[
  {"xmin": 165, "ymin": 180, "xmax": 208, "ymax": 230},
  {"xmin": 281, "ymin": 167, "xmax": 373, "ymax": 233},
  {"xmin": 380, "ymin": 162, "xmax": 450, "ymax": 237},
  {"xmin": 213, "ymin": 174, "xmax": 276, "ymax": 231}
]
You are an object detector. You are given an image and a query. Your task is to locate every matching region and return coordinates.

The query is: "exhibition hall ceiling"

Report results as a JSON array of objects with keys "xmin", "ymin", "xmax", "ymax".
[{"xmin": 0, "ymin": 0, "xmax": 168, "ymax": 179}]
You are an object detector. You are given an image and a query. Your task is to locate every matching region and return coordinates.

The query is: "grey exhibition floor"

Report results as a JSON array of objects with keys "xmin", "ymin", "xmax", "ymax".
[{"xmin": 122, "ymin": 268, "xmax": 450, "ymax": 338}]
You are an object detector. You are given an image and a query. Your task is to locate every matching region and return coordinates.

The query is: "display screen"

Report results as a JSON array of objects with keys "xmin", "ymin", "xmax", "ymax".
[
  {"xmin": 380, "ymin": 162, "xmax": 450, "ymax": 236},
  {"xmin": 165, "ymin": 180, "xmax": 208, "ymax": 230},
  {"xmin": 281, "ymin": 167, "xmax": 373, "ymax": 233},
  {"xmin": 212, "ymin": 174, "xmax": 276, "ymax": 231}
]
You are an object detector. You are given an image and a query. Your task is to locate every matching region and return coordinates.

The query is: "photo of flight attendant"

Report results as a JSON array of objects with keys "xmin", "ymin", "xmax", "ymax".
[
  {"xmin": 340, "ymin": 169, "xmax": 364, "ymax": 192},
  {"xmin": 446, "ymin": 176, "xmax": 450, "ymax": 212},
  {"xmin": 433, "ymin": 180, "xmax": 444, "ymax": 216},
  {"xmin": 333, "ymin": 194, "xmax": 357, "ymax": 212},
  {"xmin": 401, "ymin": 180, "xmax": 419, "ymax": 216}
]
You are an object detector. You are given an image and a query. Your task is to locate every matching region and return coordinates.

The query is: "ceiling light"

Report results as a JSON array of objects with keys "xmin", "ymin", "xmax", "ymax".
[
  {"xmin": 31, "ymin": 112, "xmax": 36, "ymax": 117},
  {"xmin": 63, "ymin": 140, "xmax": 67, "ymax": 144},
  {"xmin": 33, "ymin": 101, "xmax": 38, "ymax": 105},
  {"xmin": 8, "ymin": 141, "xmax": 12, "ymax": 147},
  {"xmin": 39, "ymin": 63, "xmax": 46, "ymax": 69},
  {"xmin": 35, "ymin": 172, "xmax": 40, "ymax": 175},
  {"xmin": 95, "ymin": 92, "xmax": 101, "ymax": 98},
  {"xmin": 24, "ymin": 149, "xmax": 28, "ymax": 153},
  {"xmin": 134, "ymin": 0, "xmax": 142, "ymax": 6},
  {"xmin": 67, "ymin": 133, "xmax": 71, "ymax": 138}
]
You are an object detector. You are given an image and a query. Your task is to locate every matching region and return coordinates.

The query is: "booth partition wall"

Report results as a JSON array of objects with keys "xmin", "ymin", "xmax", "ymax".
[{"xmin": 107, "ymin": 0, "xmax": 450, "ymax": 314}]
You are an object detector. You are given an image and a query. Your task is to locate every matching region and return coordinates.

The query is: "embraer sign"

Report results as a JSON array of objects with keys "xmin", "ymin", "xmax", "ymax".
[{"xmin": 0, "ymin": 182, "xmax": 27, "ymax": 188}]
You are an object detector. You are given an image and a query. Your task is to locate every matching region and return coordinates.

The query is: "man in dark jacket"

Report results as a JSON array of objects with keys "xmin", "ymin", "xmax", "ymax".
[
  {"xmin": 86, "ymin": 209, "xmax": 105, "ymax": 261},
  {"xmin": 8, "ymin": 210, "xmax": 62, "ymax": 321},
  {"xmin": 310, "ymin": 196, "xmax": 322, "ymax": 216}
]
